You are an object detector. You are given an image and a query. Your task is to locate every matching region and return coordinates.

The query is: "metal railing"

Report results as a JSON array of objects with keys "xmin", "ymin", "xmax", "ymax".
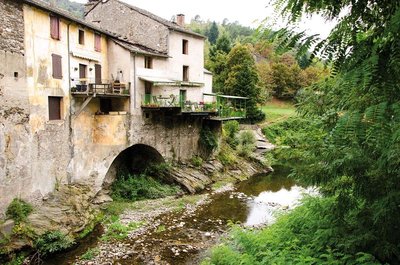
[
  {"xmin": 71, "ymin": 78, "xmax": 130, "ymax": 96},
  {"xmin": 142, "ymin": 94, "xmax": 180, "ymax": 107}
]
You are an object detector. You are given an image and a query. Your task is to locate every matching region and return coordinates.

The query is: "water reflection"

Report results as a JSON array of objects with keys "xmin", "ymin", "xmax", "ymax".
[{"xmin": 245, "ymin": 185, "xmax": 307, "ymax": 226}]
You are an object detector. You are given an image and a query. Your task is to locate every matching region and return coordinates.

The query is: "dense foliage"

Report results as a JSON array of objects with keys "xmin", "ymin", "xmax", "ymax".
[
  {"xmin": 110, "ymin": 164, "xmax": 181, "ymax": 202},
  {"xmin": 6, "ymin": 199, "xmax": 33, "ymax": 224},
  {"xmin": 34, "ymin": 231, "xmax": 74, "ymax": 256},
  {"xmin": 199, "ymin": 126, "xmax": 219, "ymax": 152},
  {"xmin": 260, "ymin": 0, "xmax": 400, "ymax": 263},
  {"xmin": 43, "ymin": 0, "xmax": 84, "ymax": 18},
  {"xmin": 207, "ymin": 0, "xmax": 400, "ymax": 263},
  {"xmin": 202, "ymin": 197, "xmax": 381, "ymax": 265}
]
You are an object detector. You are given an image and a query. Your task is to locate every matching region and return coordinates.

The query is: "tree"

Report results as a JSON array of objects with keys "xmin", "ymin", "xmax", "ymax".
[
  {"xmin": 224, "ymin": 44, "xmax": 265, "ymax": 122},
  {"xmin": 207, "ymin": 21, "xmax": 219, "ymax": 45},
  {"xmin": 266, "ymin": 0, "xmax": 400, "ymax": 262}
]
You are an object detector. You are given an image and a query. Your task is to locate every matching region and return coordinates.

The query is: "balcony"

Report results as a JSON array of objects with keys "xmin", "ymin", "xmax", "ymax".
[
  {"xmin": 141, "ymin": 93, "xmax": 247, "ymax": 120},
  {"xmin": 71, "ymin": 78, "xmax": 130, "ymax": 97},
  {"xmin": 204, "ymin": 93, "xmax": 248, "ymax": 120}
]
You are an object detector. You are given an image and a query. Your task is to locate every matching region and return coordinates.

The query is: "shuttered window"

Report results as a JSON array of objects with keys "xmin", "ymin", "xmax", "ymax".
[
  {"xmin": 52, "ymin": 54, "xmax": 62, "ymax": 79},
  {"xmin": 48, "ymin": 96, "xmax": 62, "ymax": 120},
  {"xmin": 79, "ymin": 64, "xmax": 87, "ymax": 79},
  {"xmin": 94, "ymin": 33, "xmax": 101, "ymax": 52},
  {"xmin": 50, "ymin": 16, "xmax": 60, "ymax": 40}
]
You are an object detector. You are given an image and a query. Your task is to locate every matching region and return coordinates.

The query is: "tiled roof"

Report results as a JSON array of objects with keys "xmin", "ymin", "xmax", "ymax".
[
  {"xmin": 114, "ymin": 0, "xmax": 205, "ymax": 39},
  {"xmin": 21, "ymin": 0, "xmax": 165, "ymax": 57},
  {"xmin": 113, "ymin": 40, "xmax": 169, "ymax": 58}
]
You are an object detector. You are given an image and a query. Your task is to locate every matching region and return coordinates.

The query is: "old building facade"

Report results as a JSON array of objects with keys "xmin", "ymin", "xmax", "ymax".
[{"xmin": 0, "ymin": 0, "xmax": 225, "ymax": 215}]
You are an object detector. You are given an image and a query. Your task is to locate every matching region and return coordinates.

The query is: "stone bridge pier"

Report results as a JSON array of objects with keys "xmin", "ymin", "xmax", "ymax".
[{"xmin": 70, "ymin": 113, "xmax": 219, "ymax": 193}]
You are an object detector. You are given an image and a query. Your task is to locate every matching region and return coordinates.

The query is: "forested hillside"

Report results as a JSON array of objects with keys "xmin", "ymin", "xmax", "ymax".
[{"xmin": 43, "ymin": 0, "xmax": 84, "ymax": 18}]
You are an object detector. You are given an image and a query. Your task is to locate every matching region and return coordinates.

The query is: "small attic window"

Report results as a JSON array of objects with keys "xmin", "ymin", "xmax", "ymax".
[
  {"xmin": 182, "ymin": 39, "xmax": 188, "ymax": 54},
  {"xmin": 144, "ymin": 57, "xmax": 153, "ymax": 69},
  {"xmin": 78, "ymin": 29, "xmax": 85, "ymax": 45}
]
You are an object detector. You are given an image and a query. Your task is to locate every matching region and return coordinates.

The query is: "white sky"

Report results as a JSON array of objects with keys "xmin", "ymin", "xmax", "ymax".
[{"xmin": 73, "ymin": 0, "xmax": 335, "ymax": 39}]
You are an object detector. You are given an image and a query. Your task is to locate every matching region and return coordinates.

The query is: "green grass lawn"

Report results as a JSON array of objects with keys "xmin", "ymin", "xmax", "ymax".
[{"xmin": 261, "ymin": 99, "xmax": 296, "ymax": 124}]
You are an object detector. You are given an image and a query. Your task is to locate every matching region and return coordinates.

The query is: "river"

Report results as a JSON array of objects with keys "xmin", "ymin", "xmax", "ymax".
[{"xmin": 43, "ymin": 166, "xmax": 312, "ymax": 265}]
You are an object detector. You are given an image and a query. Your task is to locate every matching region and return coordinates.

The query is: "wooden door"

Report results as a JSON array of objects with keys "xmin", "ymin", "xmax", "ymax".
[{"xmin": 95, "ymin": 64, "xmax": 102, "ymax": 84}]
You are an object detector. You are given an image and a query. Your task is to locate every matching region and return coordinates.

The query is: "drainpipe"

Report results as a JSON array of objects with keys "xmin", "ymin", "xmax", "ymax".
[
  {"xmin": 133, "ymin": 53, "xmax": 137, "ymax": 109},
  {"xmin": 67, "ymin": 22, "xmax": 73, "ymax": 184}
]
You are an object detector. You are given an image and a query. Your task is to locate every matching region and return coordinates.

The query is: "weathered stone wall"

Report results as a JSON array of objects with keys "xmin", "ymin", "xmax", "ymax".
[
  {"xmin": 68, "ymin": 102, "xmax": 208, "ymax": 193},
  {"xmin": 0, "ymin": 0, "xmax": 24, "ymax": 54},
  {"xmin": 0, "ymin": 50, "xmax": 30, "ymax": 216},
  {"xmin": 85, "ymin": 0, "xmax": 169, "ymax": 54}
]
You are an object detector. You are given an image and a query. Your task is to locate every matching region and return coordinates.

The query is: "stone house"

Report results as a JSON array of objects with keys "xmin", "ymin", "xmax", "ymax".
[
  {"xmin": 0, "ymin": 0, "xmax": 246, "ymax": 216},
  {"xmin": 84, "ymin": 0, "xmax": 214, "ymax": 106}
]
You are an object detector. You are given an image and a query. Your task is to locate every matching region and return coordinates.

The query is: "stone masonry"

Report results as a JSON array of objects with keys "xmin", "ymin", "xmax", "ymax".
[
  {"xmin": 85, "ymin": 0, "xmax": 169, "ymax": 54},
  {"xmin": 0, "ymin": 0, "xmax": 24, "ymax": 54}
]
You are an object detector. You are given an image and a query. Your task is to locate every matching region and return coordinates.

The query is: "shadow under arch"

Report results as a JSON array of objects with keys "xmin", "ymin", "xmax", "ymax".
[{"xmin": 103, "ymin": 144, "xmax": 165, "ymax": 188}]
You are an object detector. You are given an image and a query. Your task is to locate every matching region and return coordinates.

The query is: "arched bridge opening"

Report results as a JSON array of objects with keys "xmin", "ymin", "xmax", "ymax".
[{"xmin": 103, "ymin": 144, "xmax": 165, "ymax": 188}]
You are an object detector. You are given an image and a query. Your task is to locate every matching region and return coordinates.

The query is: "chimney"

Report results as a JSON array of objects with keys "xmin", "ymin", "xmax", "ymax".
[{"xmin": 176, "ymin": 14, "xmax": 185, "ymax": 27}]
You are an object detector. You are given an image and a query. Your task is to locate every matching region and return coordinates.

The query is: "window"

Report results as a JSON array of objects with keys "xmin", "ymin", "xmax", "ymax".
[
  {"xmin": 52, "ymin": 54, "xmax": 62, "ymax": 79},
  {"xmin": 183, "ymin": 66, "xmax": 189, "ymax": 81},
  {"xmin": 182, "ymin": 39, "xmax": 188, "ymax": 54},
  {"xmin": 48, "ymin": 96, "xmax": 62, "ymax": 120},
  {"xmin": 144, "ymin": 57, "xmax": 153, "ymax": 69},
  {"xmin": 78, "ymin": 29, "xmax": 85, "ymax": 45},
  {"xmin": 50, "ymin": 16, "xmax": 60, "ymax": 40},
  {"xmin": 94, "ymin": 33, "xmax": 101, "ymax": 52},
  {"xmin": 79, "ymin": 64, "xmax": 87, "ymax": 79},
  {"xmin": 100, "ymin": 98, "xmax": 112, "ymax": 114}
]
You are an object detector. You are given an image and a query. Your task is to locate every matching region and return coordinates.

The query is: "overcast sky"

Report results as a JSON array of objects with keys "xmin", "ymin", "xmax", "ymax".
[{"xmin": 74, "ymin": 0, "xmax": 335, "ymax": 39}]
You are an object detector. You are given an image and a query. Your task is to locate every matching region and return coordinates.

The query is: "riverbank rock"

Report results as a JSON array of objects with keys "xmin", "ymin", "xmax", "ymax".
[{"xmin": 0, "ymin": 184, "xmax": 100, "ymax": 255}]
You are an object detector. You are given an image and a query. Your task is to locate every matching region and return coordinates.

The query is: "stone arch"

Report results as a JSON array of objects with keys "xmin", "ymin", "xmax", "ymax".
[{"xmin": 103, "ymin": 144, "xmax": 164, "ymax": 188}]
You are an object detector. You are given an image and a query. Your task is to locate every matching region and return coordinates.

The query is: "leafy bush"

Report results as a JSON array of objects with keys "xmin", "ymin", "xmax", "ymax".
[
  {"xmin": 35, "ymin": 231, "xmax": 74, "ymax": 256},
  {"xmin": 80, "ymin": 247, "xmax": 100, "ymax": 260},
  {"xmin": 247, "ymin": 105, "xmax": 266, "ymax": 124},
  {"xmin": 217, "ymin": 144, "xmax": 237, "ymax": 167},
  {"xmin": 202, "ymin": 197, "xmax": 380, "ymax": 265},
  {"xmin": 237, "ymin": 130, "xmax": 256, "ymax": 157},
  {"xmin": 223, "ymin": 121, "xmax": 239, "ymax": 139},
  {"xmin": 6, "ymin": 199, "xmax": 33, "ymax": 224},
  {"xmin": 101, "ymin": 220, "xmax": 143, "ymax": 242},
  {"xmin": 110, "ymin": 173, "xmax": 181, "ymax": 202},
  {"xmin": 223, "ymin": 121, "xmax": 240, "ymax": 148},
  {"xmin": 199, "ymin": 126, "xmax": 218, "ymax": 152},
  {"xmin": 191, "ymin": 155, "xmax": 203, "ymax": 168},
  {"xmin": 143, "ymin": 162, "xmax": 172, "ymax": 181}
]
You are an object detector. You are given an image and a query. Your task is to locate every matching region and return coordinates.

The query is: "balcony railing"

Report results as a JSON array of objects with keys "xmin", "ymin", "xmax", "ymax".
[
  {"xmin": 71, "ymin": 78, "xmax": 130, "ymax": 96},
  {"xmin": 141, "ymin": 93, "xmax": 247, "ymax": 119}
]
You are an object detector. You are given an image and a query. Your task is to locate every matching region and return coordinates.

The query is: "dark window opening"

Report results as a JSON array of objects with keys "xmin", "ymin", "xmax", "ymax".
[
  {"xmin": 50, "ymin": 15, "xmax": 60, "ymax": 40},
  {"xmin": 14, "ymin": 72, "xmax": 18, "ymax": 78},
  {"xmin": 78, "ymin": 29, "xmax": 85, "ymax": 45},
  {"xmin": 52, "ymin": 54, "xmax": 62, "ymax": 79},
  {"xmin": 79, "ymin": 64, "xmax": 87, "ymax": 79},
  {"xmin": 100, "ymin": 98, "xmax": 112, "ymax": 114},
  {"xmin": 144, "ymin": 57, "xmax": 153, "ymax": 69},
  {"xmin": 145, "ymin": 81, "xmax": 152, "ymax": 94},
  {"xmin": 182, "ymin": 39, "xmax": 188, "ymax": 54},
  {"xmin": 183, "ymin": 66, "xmax": 189, "ymax": 81},
  {"xmin": 98, "ymin": 98, "xmax": 127, "ymax": 115},
  {"xmin": 94, "ymin": 33, "xmax": 101, "ymax": 52},
  {"xmin": 49, "ymin": 96, "xmax": 62, "ymax": 120}
]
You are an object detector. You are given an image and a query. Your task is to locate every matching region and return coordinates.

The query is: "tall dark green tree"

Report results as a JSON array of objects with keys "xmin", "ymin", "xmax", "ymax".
[
  {"xmin": 207, "ymin": 21, "xmax": 219, "ymax": 45},
  {"xmin": 224, "ymin": 44, "xmax": 265, "ymax": 122},
  {"xmin": 265, "ymin": 0, "xmax": 400, "ymax": 262}
]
